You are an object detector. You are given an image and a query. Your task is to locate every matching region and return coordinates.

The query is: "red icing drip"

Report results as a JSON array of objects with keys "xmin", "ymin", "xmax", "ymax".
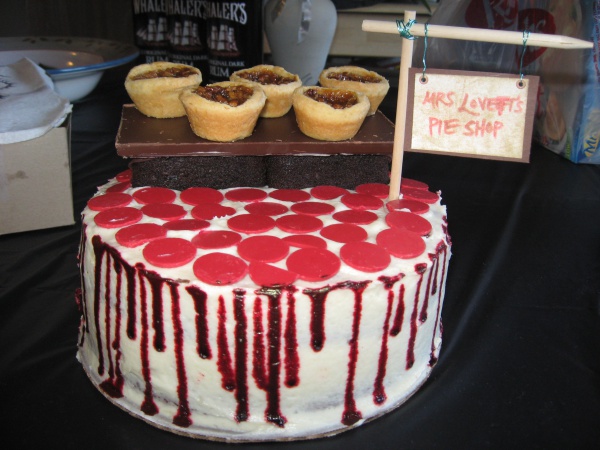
[
  {"xmin": 257, "ymin": 287, "xmax": 287, "ymax": 427},
  {"xmin": 390, "ymin": 283, "xmax": 406, "ymax": 337},
  {"xmin": 90, "ymin": 236, "xmax": 129, "ymax": 397},
  {"xmin": 92, "ymin": 236, "xmax": 106, "ymax": 376},
  {"xmin": 147, "ymin": 275, "xmax": 166, "ymax": 352},
  {"xmin": 419, "ymin": 255, "xmax": 437, "ymax": 323},
  {"xmin": 77, "ymin": 225, "xmax": 89, "ymax": 346},
  {"xmin": 406, "ymin": 264, "xmax": 427, "ymax": 370},
  {"xmin": 99, "ymin": 254, "xmax": 117, "ymax": 396},
  {"xmin": 217, "ymin": 295, "xmax": 236, "ymax": 391},
  {"xmin": 233, "ymin": 289, "xmax": 249, "ymax": 422},
  {"xmin": 283, "ymin": 288, "xmax": 300, "ymax": 388},
  {"xmin": 373, "ymin": 275, "xmax": 403, "ymax": 405},
  {"xmin": 341, "ymin": 282, "xmax": 368, "ymax": 426},
  {"xmin": 252, "ymin": 297, "xmax": 267, "ymax": 390},
  {"xmin": 124, "ymin": 262, "xmax": 137, "ymax": 340},
  {"xmin": 430, "ymin": 243, "xmax": 448, "ymax": 366},
  {"xmin": 138, "ymin": 266, "xmax": 159, "ymax": 415},
  {"xmin": 303, "ymin": 287, "xmax": 329, "ymax": 352},
  {"xmin": 170, "ymin": 283, "xmax": 193, "ymax": 428},
  {"xmin": 186, "ymin": 286, "xmax": 212, "ymax": 359}
]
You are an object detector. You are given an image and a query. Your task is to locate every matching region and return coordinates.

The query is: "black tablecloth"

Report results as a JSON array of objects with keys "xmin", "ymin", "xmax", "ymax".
[{"xmin": 2, "ymin": 68, "xmax": 599, "ymax": 449}]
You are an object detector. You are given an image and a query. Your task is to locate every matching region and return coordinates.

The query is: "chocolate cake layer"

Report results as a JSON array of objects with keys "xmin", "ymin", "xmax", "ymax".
[
  {"xmin": 131, "ymin": 156, "xmax": 266, "ymax": 190},
  {"xmin": 116, "ymin": 105, "xmax": 394, "ymax": 157},
  {"xmin": 130, "ymin": 154, "xmax": 391, "ymax": 191},
  {"xmin": 266, "ymin": 154, "xmax": 391, "ymax": 189}
]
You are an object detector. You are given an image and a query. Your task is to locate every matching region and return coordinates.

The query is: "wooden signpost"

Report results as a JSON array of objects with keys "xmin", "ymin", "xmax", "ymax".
[{"xmin": 362, "ymin": 12, "xmax": 594, "ymax": 200}]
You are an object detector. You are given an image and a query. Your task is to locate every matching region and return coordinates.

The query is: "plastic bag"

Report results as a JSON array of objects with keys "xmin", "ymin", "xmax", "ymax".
[{"xmin": 417, "ymin": 0, "xmax": 600, "ymax": 164}]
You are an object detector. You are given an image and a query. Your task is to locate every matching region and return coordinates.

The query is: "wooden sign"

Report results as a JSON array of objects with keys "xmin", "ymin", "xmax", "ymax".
[{"xmin": 406, "ymin": 68, "xmax": 539, "ymax": 162}]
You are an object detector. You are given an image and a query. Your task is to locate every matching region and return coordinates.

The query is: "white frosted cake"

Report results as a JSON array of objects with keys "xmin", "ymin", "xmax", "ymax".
[{"xmin": 76, "ymin": 170, "xmax": 451, "ymax": 441}]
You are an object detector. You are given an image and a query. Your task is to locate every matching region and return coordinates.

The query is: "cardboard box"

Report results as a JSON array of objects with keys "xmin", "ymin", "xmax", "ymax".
[{"xmin": 0, "ymin": 115, "xmax": 74, "ymax": 235}]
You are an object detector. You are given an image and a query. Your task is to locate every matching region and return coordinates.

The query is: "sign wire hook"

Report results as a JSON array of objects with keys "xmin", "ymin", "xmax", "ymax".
[
  {"xmin": 421, "ymin": 22, "xmax": 429, "ymax": 83},
  {"xmin": 518, "ymin": 30, "xmax": 530, "ymax": 88}
]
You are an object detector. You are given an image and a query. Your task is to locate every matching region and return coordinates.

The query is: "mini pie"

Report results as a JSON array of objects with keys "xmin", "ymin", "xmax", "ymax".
[
  {"xmin": 179, "ymin": 81, "xmax": 266, "ymax": 142},
  {"xmin": 230, "ymin": 65, "xmax": 302, "ymax": 118},
  {"xmin": 125, "ymin": 62, "xmax": 202, "ymax": 118},
  {"xmin": 292, "ymin": 86, "xmax": 370, "ymax": 141},
  {"xmin": 319, "ymin": 66, "xmax": 389, "ymax": 116}
]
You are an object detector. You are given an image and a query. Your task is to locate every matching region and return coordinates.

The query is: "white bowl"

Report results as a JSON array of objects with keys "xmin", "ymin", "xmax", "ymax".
[{"xmin": 0, "ymin": 36, "xmax": 139, "ymax": 101}]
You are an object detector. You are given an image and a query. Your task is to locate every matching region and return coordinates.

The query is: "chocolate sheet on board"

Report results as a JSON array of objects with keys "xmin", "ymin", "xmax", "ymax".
[{"xmin": 116, "ymin": 104, "xmax": 395, "ymax": 158}]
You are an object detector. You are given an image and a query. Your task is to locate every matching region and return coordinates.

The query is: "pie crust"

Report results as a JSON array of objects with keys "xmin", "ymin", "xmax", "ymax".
[
  {"xmin": 292, "ymin": 86, "xmax": 370, "ymax": 141},
  {"xmin": 319, "ymin": 66, "xmax": 389, "ymax": 116},
  {"xmin": 125, "ymin": 62, "xmax": 202, "ymax": 118},
  {"xmin": 230, "ymin": 65, "xmax": 302, "ymax": 118},
  {"xmin": 179, "ymin": 81, "xmax": 267, "ymax": 142}
]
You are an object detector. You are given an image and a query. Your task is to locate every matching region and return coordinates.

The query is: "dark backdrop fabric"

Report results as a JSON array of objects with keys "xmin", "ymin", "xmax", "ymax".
[{"xmin": 1, "ymin": 67, "xmax": 600, "ymax": 449}]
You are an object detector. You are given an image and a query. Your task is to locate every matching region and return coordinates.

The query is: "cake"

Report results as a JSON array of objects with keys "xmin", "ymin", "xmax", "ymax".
[
  {"xmin": 76, "ymin": 170, "xmax": 451, "ymax": 441},
  {"xmin": 292, "ymin": 86, "xmax": 370, "ymax": 141}
]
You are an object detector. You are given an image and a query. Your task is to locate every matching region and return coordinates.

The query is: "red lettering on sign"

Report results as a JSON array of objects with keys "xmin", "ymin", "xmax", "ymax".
[{"xmin": 463, "ymin": 120, "xmax": 504, "ymax": 138}]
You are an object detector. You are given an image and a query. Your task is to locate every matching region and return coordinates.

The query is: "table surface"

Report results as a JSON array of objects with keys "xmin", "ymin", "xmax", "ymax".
[{"xmin": 2, "ymin": 67, "xmax": 600, "ymax": 449}]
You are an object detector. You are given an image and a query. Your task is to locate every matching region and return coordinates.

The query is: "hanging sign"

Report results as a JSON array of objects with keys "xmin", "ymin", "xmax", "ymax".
[{"xmin": 406, "ymin": 68, "xmax": 539, "ymax": 162}]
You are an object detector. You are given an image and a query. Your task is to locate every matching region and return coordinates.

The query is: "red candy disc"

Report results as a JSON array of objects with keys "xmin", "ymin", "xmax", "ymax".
[
  {"xmin": 320, "ymin": 223, "xmax": 367, "ymax": 243},
  {"xmin": 87, "ymin": 193, "xmax": 133, "ymax": 211},
  {"xmin": 386, "ymin": 199, "xmax": 429, "ymax": 215},
  {"xmin": 340, "ymin": 241, "xmax": 391, "ymax": 272},
  {"xmin": 191, "ymin": 203, "xmax": 236, "ymax": 220},
  {"xmin": 133, "ymin": 187, "xmax": 176, "ymax": 205},
  {"xmin": 291, "ymin": 202, "xmax": 335, "ymax": 216},
  {"xmin": 244, "ymin": 202, "xmax": 288, "ymax": 216},
  {"xmin": 249, "ymin": 262, "xmax": 298, "ymax": 286},
  {"xmin": 180, "ymin": 187, "xmax": 224, "ymax": 205},
  {"xmin": 227, "ymin": 214, "xmax": 276, "ymax": 234},
  {"xmin": 269, "ymin": 189, "xmax": 311, "ymax": 203},
  {"xmin": 401, "ymin": 188, "xmax": 439, "ymax": 204},
  {"xmin": 310, "ymin": 185, "xmax": 348, "ymax": 200},
  {"xmin": 286, "ymin": 248, "xmax": 341, "ymax": 281},
  {"xmin": 282, "ymin": 234, "xmax": 328, "ymax": 249},
  {"xmin": 106, "ymin": 182, "xmax": 131, "ymax": 193},
  {"xmin": 341, "ymin": 193, "xmax": 384, "ymax": 211},
  {"xmin": 163, "ymin": 219, "xmax": 210, "ymax": 231},
  {"xmin": 143, "ymin": 238, "xmax": 197, "ymax": 268},
  {"xmin": 193, "ymin": 252, "xmax": 248, "ymax": 285},
  {"xmin": 225, "ymin": 188, "xmax": 267, "ymax": 203},
  {"xmin": 376, "ymin": 228, "xmax": 426, "ymax": 259},
  {"xmin": 141, "ymin": 203, "xmax": 186, "ymax": 220},
  {"xmin": 237, "ymin": 236, "xmax": 289, "ymax": 263},
  {"xmin": 192, "ymin": 230, "xmax": 242, "ymax": 249},
  {"xmin": 401, "ymin": 178, "xmax": 429, "ymax": 190},
  {"xmin": 115, "ymin": 223, "xmax": 167, "ymax": 248},
  {"xmin": 275, "ymin": 214, "xmax": 323, "ymax": 234},
  {"xmin": 385, "ymin": 211, "xmax": 432, "ymax": 236},
  {"xmin": 94, "ymin": 207, "xmax": 143, "ymax": 229},
  {"xmin": 332, "ymin": 209, "xmax": 378, "ymax": 225},
  {"xmin": 355, "ymin": 183, "xmax": 389, "ymax": 198},
  {"xmin": 115, "ymin": 169, "xmax": 132, "ymax": 182}
]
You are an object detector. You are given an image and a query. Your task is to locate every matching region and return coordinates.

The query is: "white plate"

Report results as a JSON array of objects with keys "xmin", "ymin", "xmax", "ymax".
[{"xmin": 0, "ymin": 36, "xmax": 139, "ymax": 101}]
